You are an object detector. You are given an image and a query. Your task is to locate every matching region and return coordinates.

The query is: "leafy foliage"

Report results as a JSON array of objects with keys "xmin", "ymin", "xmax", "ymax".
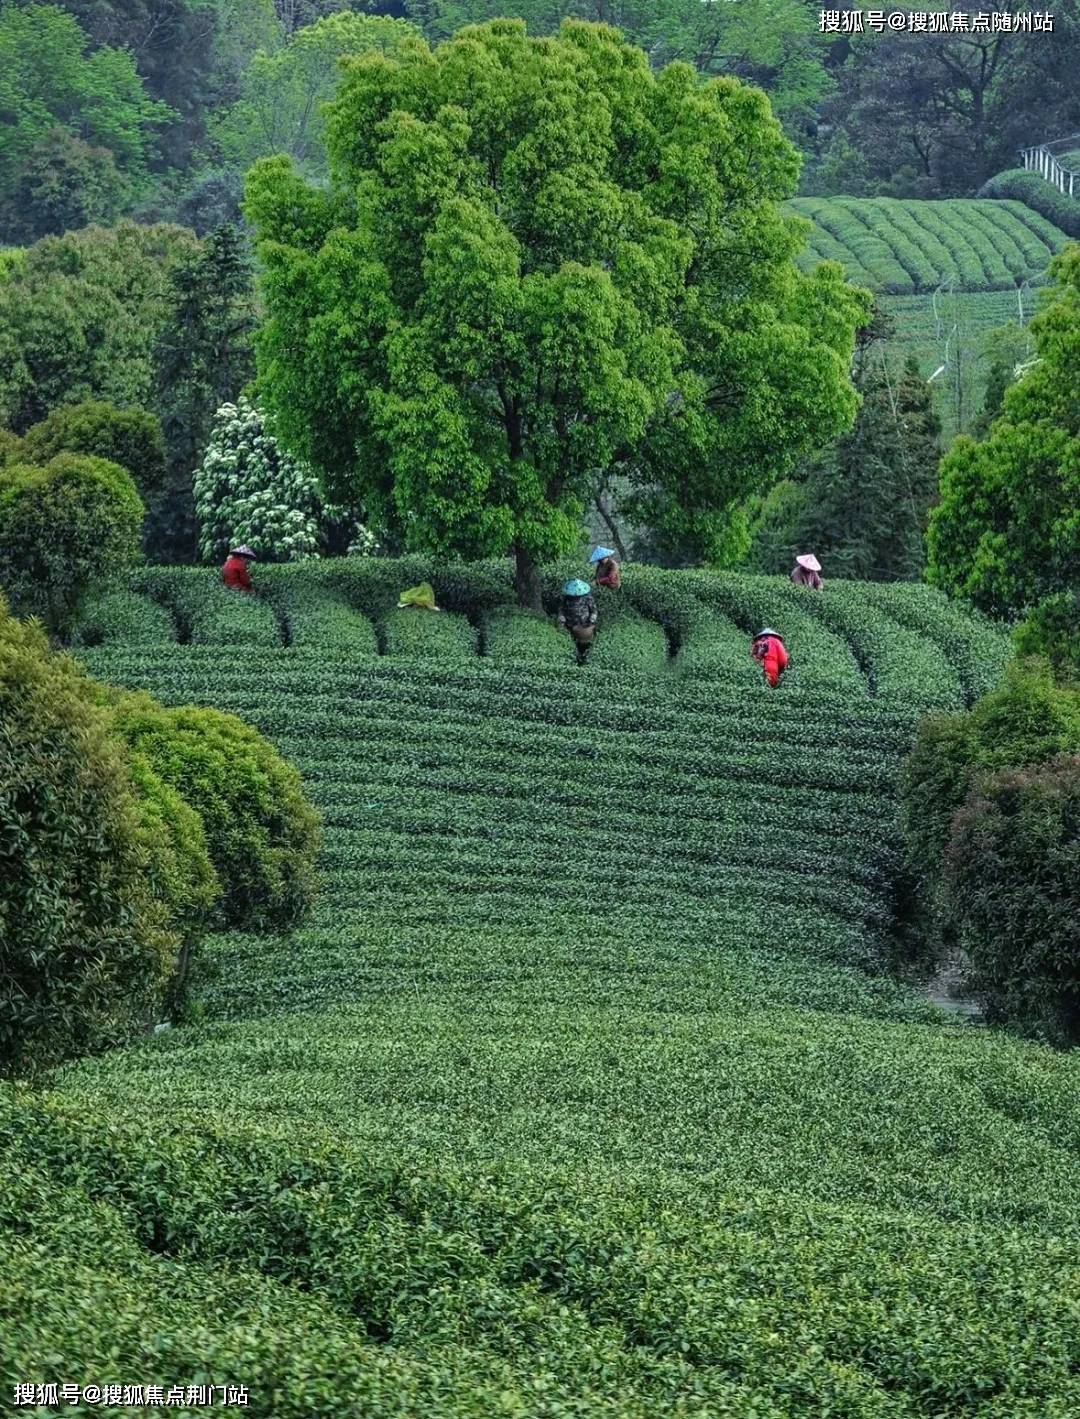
[
  {"xmin": 0, "ymin": 598, "xmax": 176, "ymax": 1074},
  {"xmin": 940, "ymin": 753, "xmax": 1080, "ymax": 1041},
  {"xmin": 748, "ymin": 346, "xmax": 942, "ymax": 582},
  {"xmin": 0, "ymin": 220, "xmax": 200, "ymax": 435},
  {"xmin": 195, "ymin": 397, "xmax": 373, "ymax": 563},
  {"xmin": 247, "ymin": 20, "xmax": 868, "ymax": 598},
  {"xmin": 19, "ymin": 399, "xmax": 167, "ymax": 507},
  {"xmin": 154, "ymin": 224, "xmax": 257, "ymax": 562},
  {"xmin": 1015, "ymin": 592, "xmax": 1080, "ymax": 685},
  {"xmin": 0, "ymin": 452, "xmax": 144, "ymax": 631},
  {"xmin": 7, "ymin": 127, "xmax": 127, "ymax": 244},
  {"xmin": 108, "ymin": 693, "xmax": 322, "ymax": 933},
  {"xmin": 0, "ymin": 2, "xmax": 170, "ymax": 243},
  {"xmin": 213, "ymin": 11, "xmax": 420, "ymax": 178},
  {"xmin": 901, "ymin": 662, "xmax": 1080, "ymax": 1034},
  {"xmin": 927, "ymin": 246, "xmax": 1080, "ymax": 616}
]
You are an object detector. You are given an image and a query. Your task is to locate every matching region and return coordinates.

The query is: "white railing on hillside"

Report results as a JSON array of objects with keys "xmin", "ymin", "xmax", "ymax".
[{"xmin": 1019, "ymin": 135, "xmax": 1080, "ymax": 197}]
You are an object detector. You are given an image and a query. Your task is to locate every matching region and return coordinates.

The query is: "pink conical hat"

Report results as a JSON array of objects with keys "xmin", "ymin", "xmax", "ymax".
[{"xmin": 796, "ymin": 553, "xmax": 821, "ymax": 572}]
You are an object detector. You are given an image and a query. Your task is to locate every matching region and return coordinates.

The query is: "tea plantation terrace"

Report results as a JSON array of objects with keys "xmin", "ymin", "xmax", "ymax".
[{"xmin": 6, "ymin": 562, "xmax": 1080, "ymax": 1417}]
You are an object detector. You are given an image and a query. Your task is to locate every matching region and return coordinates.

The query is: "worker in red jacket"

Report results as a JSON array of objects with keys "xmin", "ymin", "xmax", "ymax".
[
  {"xmin": 751, "ymin": 627, "xmax": 789, "ymax": 688},
  {"xmin": 222, "ymin": 544, "xmax": 256, "ymax": 592}
]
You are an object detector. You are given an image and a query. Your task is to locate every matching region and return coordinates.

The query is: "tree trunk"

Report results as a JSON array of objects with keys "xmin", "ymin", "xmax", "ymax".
[
  {"xmin": 594, "ymin": 495, "xmax": 628, "ymax": 561},
  {"xmin": 514, "ymin": 542, "xmax": 542, "ymax": 611}
]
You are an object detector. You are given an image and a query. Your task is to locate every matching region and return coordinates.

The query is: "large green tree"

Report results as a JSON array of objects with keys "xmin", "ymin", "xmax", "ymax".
[
  {"xmin": 213, "ymin": 10, "xmax": 419, "ymax": 178},
  {"xmin": 927, "ymin": 246, "xmax": 1080, "ymax": 617},
  {"xmin": 248, "ymin": 19, "xmax": 867, "ymax": 605},
  {"xmin": 0, "ymin": 221, "xmax": 200, "ymax": 434},
  {"xmin": 0, "ymin": 2, "xmax": 171, "ymax": 241}
]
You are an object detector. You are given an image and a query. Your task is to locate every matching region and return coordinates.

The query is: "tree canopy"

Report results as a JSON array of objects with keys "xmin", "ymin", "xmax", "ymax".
[
  {"xmin": 0, "ymin": 3, "xmax": 172, "ymax": 242},
  {"xmin": 0, "ymin": 221, "xmax": 200, "ymax": 434},
  {"xmin": 927, "ymin": 246, "xmax": 1080, "ymax": 617},
  {"xmin": 248, "ymin": 18, "xmax": 867, "ymax": 603},
  {"xmin": 213, "ymin": 11, "xmax": 420, "ymax": 178}
]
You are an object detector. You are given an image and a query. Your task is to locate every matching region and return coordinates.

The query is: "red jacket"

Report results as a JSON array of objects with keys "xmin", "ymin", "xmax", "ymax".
[
  {"xmin": 222, "ymin": 554, "xmax": 253, "ymax": 592},
  {"xmin": 596, "ymin": 558, "xmax": 621, "ymax": 589},
  {"xmin": 752, "ymin": 635, "xmax": 788, "ymax": 687}
]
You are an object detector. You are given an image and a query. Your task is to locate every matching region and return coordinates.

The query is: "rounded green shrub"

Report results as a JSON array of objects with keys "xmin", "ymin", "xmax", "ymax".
[
  {"xmin": 0, "ymin": 599, "xmax": 176, "ymax": 1074},
  {"xmin": 902, "ymin": 660, "xmax": 1080, "ymax": 879},
  {"xmin": 0, "ymin": 452, "xmax": 143, "ymax": 630},
  {"xmin": 108, "ymin": 694, "xmax": 322, "ymax": 933},
  {"xmin": 941, "ymin": 754, "xmax": 1080, "ymax": 1042},
  {"xmin": 125, "ymin": 753, "xmax": 221, "ymax": 976},
  {"xmin": 19, "ymin": 401, "xmax": 166, "ymax": 505}
]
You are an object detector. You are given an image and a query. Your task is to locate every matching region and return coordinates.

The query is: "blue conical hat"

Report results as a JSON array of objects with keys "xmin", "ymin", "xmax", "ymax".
[{"xmin": 563, "ymin": 579, "xmax": 591, "ymax": 596}]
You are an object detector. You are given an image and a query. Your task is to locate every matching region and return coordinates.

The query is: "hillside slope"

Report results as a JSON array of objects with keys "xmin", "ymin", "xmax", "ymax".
[{"xmin": 5, "ymin": 564, "xmax": 1080, "ymax": 1418}]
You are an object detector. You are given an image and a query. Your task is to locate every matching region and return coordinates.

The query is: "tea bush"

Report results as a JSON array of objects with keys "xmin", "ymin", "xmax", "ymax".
[
  {"xmin": 485, "ymin": 606, "xmax": 566, "ymax": 666},
  {"xmin": 382, "ymin": 607, "xmax": 478, "ymax": 661},
  {"xmin": 134, "ymin": 566, "xmax": 282, "ymax": 648},
  {"xmin": 790, "ymin": 196, "xmax": 1069, "ymax": 293},
  {"xmin": 979, "ymin": 169, "xmax": 1080, "ymax": 241},
  {"xmin": 0, "ymin": 452, "xmax": 143, "ymax": 629},
  {"xmin": 13, "ymin": 562, "xmax": 1072, "ymax": 1416},
  {"xmin": 0, "ymin": 601, "xmax": 175, "ymax": 1073},
  {"xmin": 70, "ymin": 584, "xmax": 176, "ymax": 647},
  {"xmin": 257, "ymin": 563, "xmax": 378, "ymax": 654}
]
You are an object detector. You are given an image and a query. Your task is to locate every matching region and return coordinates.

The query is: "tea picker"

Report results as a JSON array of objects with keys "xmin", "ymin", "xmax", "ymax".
[
  {"xmin": 589, "ymin": 545, "xmax": 622, "ymax": 590},
  {"xmin": 558, "ymin": 579, "xmax": 598, "ymax": 664},
  {"xmin": 790, "ymin": 553, "xmax": 823, "ymax": 590},
  {"xmin": 751, "ymin": 627, "xmax": 789, "ymax": 688},
  {"xmin": 221, "ymin": 544, "xmax": 256, "ymax": 593}
]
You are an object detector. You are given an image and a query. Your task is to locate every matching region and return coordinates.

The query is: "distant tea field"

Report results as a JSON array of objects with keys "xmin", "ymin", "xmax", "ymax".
[{"xmin": 790, "ymin": 196, "xmax": 1070, "ymax": 294}]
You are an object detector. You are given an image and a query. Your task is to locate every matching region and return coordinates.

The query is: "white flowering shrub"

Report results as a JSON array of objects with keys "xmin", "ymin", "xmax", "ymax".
[{"xmin": 194, "ymin": 400, "xmax": 377, "ymax": 563}]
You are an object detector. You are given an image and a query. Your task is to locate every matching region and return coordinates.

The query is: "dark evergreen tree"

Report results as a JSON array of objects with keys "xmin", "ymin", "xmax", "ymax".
[
  {"xmin": 794, "ymin": 354, "xmax": 941, "ymax": 581},
  {"xmin": 748, "ymin": 321, "xmax": 942, "ymax": 582},
  {"xmin": 153, "ymin": 224, "xmax": 255, "ymax": 561}
]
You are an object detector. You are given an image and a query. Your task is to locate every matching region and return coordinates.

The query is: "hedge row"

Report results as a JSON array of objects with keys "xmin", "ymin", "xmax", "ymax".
[
  {"xmin": 791, "ymin": 196, "xmax": 1069, "ymax": 293},
  {"xmin": 979, "ymin": 169, "xmax": 1080, "ymax": 241},
  {"xmin": 21, "ymin": 616, "xmax": 1080, "ymax": 1413},
  {"xmin": 107, "ymin": 563, "xmax": 998, "ymax": 713}
]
